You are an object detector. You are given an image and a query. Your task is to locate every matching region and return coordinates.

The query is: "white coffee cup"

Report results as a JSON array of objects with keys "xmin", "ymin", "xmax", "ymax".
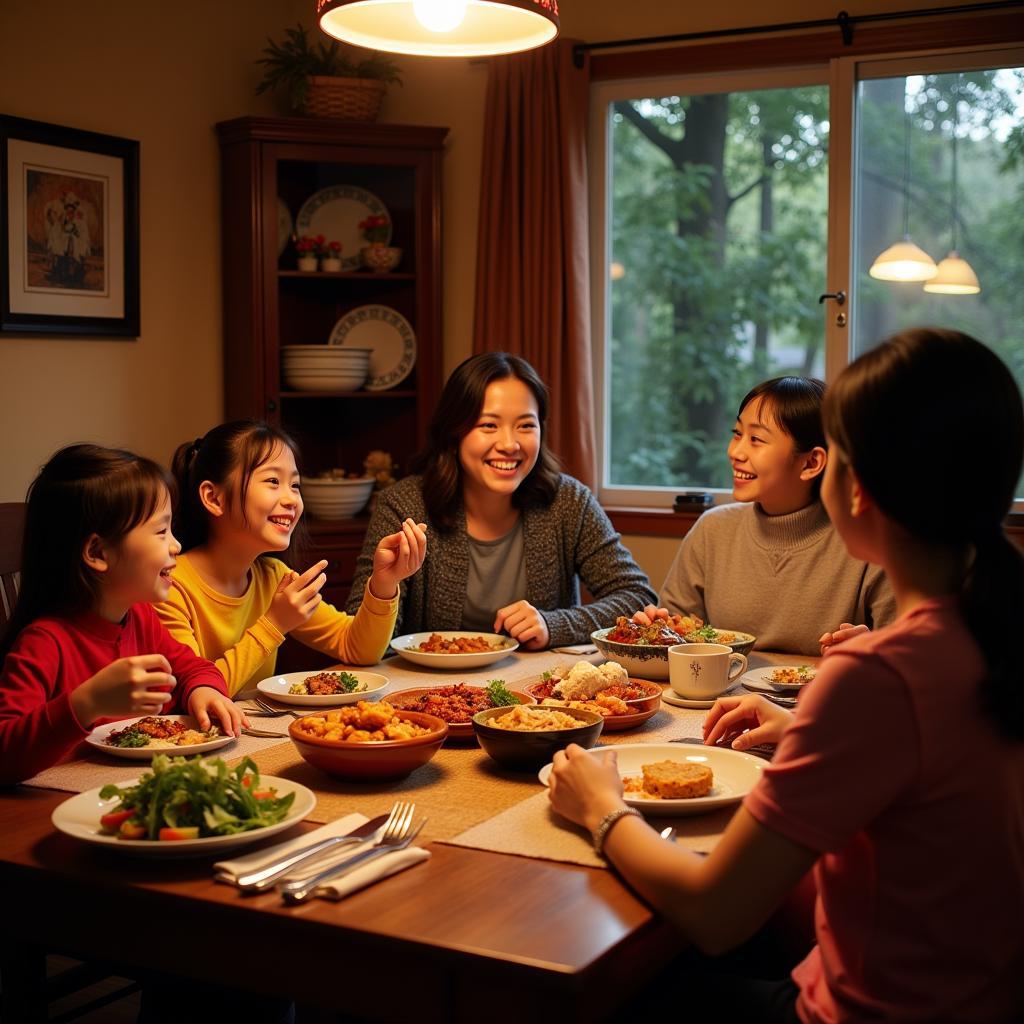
[{"xmin": 668, "ymin": 643, "xmax": 748, "ymax": 701}]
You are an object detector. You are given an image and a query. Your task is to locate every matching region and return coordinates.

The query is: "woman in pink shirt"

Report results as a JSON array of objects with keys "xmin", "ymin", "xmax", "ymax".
[{"xmin": 549, "ymin": 327, "xmax": 1024, "ymax": 1022}]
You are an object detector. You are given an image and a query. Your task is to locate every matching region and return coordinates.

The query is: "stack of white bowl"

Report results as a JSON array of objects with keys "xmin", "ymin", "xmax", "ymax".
[
  {"xmin": 281, "ymin": 346, "xmax": 370, "ymax": 392},
  {"xmin": 300, "ymin": 477, "xmax": 375, "ymax": 519}
]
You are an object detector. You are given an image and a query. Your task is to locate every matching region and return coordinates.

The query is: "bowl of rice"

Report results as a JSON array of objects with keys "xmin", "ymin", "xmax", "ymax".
[{"xmin": 471, "ymin": 704, "xmax": 603, "ymax": 771}]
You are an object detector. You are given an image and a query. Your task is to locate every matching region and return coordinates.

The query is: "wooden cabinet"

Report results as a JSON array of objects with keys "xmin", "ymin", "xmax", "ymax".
[{"xmin": 216, "ymin": 117, "xmax": 447, "ymax": 668}]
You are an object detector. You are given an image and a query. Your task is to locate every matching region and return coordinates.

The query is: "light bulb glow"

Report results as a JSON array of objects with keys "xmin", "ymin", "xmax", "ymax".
[
  {"xmin": 413, "ymin": 0, "xmax": 468, "ymax": 32},
  {"xmin": 868, "ymin": 239, "xmax": 937, "ymax": 282}
]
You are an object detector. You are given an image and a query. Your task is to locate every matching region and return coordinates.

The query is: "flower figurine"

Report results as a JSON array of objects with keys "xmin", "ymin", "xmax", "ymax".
[
  {"xmin": 358, "ymin": 215, "xmax": 401, "ymax": 273},
  {"xmin": 321, "ymin": 240, "xmax": 343, "ymax": 272},
  {"xmin": 295, "ymin": 234, "xmax": 322, "ymax": 271}
]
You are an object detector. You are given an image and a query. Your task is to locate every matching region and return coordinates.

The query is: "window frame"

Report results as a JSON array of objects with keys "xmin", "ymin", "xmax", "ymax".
[{"xmin": 590, "ymin": 35, "xmax": 1024, "ymax": 511}]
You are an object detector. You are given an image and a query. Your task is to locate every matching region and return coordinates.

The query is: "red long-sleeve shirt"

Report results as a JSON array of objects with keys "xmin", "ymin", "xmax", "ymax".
[{"xmin": 0, "ymin": 604, "xmax": 227, "ymax": 785}]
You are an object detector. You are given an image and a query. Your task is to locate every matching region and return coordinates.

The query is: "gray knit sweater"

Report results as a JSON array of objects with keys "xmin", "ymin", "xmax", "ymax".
[
  {"xmin": 659, "ymin": 501, "xmax": 897, "ymax": 656},
  {"xmin": 345, "ymin": 474, "xmax": 657, "ymax": 647}
]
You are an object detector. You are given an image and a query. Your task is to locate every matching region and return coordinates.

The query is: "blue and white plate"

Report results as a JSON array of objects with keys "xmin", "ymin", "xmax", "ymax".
[
  {"xmin": 295, "ymin": 185, "xmax": 390, "ymax": 272},
  {"xmin": 329, "ymin": 305, "xmax": 416, "ymax": 390}
]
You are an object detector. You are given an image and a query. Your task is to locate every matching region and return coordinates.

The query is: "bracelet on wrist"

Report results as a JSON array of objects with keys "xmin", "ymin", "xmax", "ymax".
[{"xmin": 591, "ymin": 806, "xmax": 643, "ymax": 858}]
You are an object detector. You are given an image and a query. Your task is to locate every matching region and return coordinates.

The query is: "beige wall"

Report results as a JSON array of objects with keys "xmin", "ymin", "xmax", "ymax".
[{"xmin": 0, "ymin": 0, "xmax": 971, "ymax": 584}]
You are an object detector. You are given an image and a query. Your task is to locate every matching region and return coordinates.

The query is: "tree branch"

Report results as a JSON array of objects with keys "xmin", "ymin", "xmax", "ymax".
[
  {"xmin": 615, "ymin": 101, "xmax": 683, "ymax": 165},
  {"xmin": 728, "ymin": 175, "xmax": 766, "ymax": 207}
]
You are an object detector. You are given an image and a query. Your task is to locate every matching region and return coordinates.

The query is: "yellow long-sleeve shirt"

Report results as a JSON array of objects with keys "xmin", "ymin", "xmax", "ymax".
[{"xmin": 156, "ymin": 554, "xmax": 398, "ymax": 697}]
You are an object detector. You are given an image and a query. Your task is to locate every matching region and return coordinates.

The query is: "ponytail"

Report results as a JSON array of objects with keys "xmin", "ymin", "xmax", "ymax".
[{"xmin": 963, "ymin": 530, "xmax": 1024, "ymax": 738}]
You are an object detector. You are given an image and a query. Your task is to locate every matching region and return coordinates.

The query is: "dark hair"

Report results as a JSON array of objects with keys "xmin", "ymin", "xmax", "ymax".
[
  {"xmin": 170, "ymin": 420, "xmax": 307, "ymax": 554},
  {"xmin": 737, "ymin": 376, "xmax": 827, "ymax": 497},
  {"xmin": 0, "ymin": 444, "xmax": 172, "ymax": 662},
  {"xmin": 410, "ymin": 352, "xmax": 561, "ymax": 530},
  {"xmin": 824, "ymin": 327, "xmax": 1024, "ymax": 740}
]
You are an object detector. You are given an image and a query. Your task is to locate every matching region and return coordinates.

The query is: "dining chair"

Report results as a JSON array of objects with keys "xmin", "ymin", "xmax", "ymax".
[{"xmin": 0, "ymin": 502, "xmax": 26, "ymax": 628}]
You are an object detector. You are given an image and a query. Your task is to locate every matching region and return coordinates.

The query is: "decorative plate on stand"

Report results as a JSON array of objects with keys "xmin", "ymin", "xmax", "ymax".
[
  {"xmin": 295, "ymin": 185, "xmax": 390, "ymax": 271},
  {"xmin": 329, "ymin": 305, "xmax": 416, "ymax": 390}
]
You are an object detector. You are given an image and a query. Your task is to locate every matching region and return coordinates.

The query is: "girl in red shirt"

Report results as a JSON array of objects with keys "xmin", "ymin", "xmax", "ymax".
[
  {"xmin": 0, "ymin": 444, "xmax": 244, "ymax": 784},
  {"xmin": 549, "ymin": 328, "xmax": 1024, "ymax": 1022}
]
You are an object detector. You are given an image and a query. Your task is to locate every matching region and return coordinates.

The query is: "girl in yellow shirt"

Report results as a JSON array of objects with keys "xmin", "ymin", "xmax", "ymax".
[{"xmin": 157, "ymin": 420, "xmax": 426, "ymax": 696}]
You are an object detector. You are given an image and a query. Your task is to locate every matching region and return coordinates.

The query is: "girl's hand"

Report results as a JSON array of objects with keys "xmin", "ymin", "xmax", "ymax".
[
  {"xmin": 493, "ymin": 600, "xmax": 549, "ymax": 650},
  {"xmin": 702, "ymin": 693, "xmax": 793, "ymax": 751},
  {"xmin": 70, "ymin": 655, "xmax": 175, "ymax": 727},
  {"xmin": 819, "ymin": 622, "xmax": 869, "ymax": 655},
  {"xmin": 368, "ymin": 519, "xmax": 427, "ymax": 599},
  {"xmin": 548, "ymin": 744, "xmax": 626, "ymax": 832},
  {"xmin": 187, "ymin": 686, "xmax": 248, "ymax": 737},
  {"xmin": 631, "ymin": 605, "xmax": 669, "ymax": 627},
  {"xmin": 268, "ymin": 560, "xmax": 328, "ymax": 634}
]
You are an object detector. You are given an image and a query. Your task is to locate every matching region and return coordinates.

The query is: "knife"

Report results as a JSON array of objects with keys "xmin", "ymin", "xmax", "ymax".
[{"xmin": 232, "ymin": 813, "xmax": 391, "ymax": 892}]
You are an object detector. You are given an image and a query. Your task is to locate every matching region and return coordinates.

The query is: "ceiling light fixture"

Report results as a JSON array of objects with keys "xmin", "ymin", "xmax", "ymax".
[
  {"xmin": 869, "ymin": 98, "xmax": 937, "ymax": 283},
  {"xmin": 317, "ymin": 0, "xmax": 560, "ymax": 58}
]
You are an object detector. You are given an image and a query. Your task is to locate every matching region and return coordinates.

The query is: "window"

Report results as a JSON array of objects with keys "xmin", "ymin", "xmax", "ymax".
[{"xmin": 592, "ymin": 46, "xmax": 1024, "ymax": 506}]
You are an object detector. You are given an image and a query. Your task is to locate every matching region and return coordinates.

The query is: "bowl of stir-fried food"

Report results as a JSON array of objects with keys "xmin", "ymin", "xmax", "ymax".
[
  {"xmin": 383, "ymin": 680, "xmax": 534, "ymax": 740},
  {"xmin": 288, "ymin": 701, "xmax": 448, "ymax": 779},
  {"xmin": 592, "ymin": 616, "xmax": 756, "ymax": 679},
  {"xmin": 389, "ymin": 631, "xmax": 519, "ymax": 669},
  {"xmin": 523, "ymin": 662, "xmax": 662, "ymax": 732}
]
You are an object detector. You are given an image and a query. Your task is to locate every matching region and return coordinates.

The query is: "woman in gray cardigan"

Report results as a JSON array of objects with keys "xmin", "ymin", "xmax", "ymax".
[{"xmin": 346, "ymin": 353, "xmax": 656, "ymax": 649}]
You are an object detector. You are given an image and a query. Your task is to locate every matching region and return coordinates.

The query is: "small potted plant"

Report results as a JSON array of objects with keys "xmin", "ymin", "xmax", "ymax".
[
  {"xmin": 295, "ymin": 235, "xmax": 322, "ymax": 272},
  {"xmin": 321, "ymin": 240, "xmax": 343, "ymax": 272},
  {"xmin": 358, "ymin": 214, "xmax": 402, "ymax": 273},
  {"xmin": 256, "ymin": 24, "xmax": 402, "ymax": 121}
]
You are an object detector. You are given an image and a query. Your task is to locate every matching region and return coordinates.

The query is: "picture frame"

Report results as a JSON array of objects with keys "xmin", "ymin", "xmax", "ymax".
[{"xmin": 1, "ymin": 115, "xmax": 139, "ymax": 337}]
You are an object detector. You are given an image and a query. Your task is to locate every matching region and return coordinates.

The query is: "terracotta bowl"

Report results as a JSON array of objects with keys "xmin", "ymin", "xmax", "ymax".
[
  {"xmin": 522, "ymin": 677, "xmax": 662, "ymax": 732},
  {"xmin": 471, "ymin": 705, "xmax": 604, "ymax": 772},
  {"xmin": 383, "ymin": 686, "xmax": 534, "ymax": 741},
  {"xmin": 288, "ymin": 709, "xmax": 447, "ymax": 780}
]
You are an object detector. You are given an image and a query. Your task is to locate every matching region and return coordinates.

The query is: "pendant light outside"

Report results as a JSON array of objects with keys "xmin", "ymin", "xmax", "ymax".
[
  {"xmin": 869, "ymin": 238, "xmax": 938, "ymax": 282},
  {"xmin": 923, "ymin": 251, "xmax": 981, "ymax": 294},
  {"xmin": 317, "ymin": 0, "xmax": 560, "ymax": 58}
]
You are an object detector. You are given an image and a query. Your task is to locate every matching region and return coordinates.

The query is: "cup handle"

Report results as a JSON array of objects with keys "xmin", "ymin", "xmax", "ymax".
[{"xmin": 728, "ymin": 653, "xmax": 748, "ymax": 681}]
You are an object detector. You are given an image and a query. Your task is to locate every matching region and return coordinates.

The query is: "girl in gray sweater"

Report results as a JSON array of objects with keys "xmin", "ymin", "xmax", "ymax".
[
  {"xmin": 641, "ymin": 377, "xmax": 895, "ymax": 655},
  {"xmin": 346, "ymin": 353, "xmax": 656, "ymax": 648}
]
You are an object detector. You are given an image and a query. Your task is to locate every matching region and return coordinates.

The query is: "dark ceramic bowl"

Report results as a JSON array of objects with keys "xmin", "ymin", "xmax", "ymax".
[
  {"xmin": 471, "ymin": 705, "xmax": 604, "ymax": 771},
  {"xmin": 288, "ymin": 709, "xmax": 448, "ymax": 780}
]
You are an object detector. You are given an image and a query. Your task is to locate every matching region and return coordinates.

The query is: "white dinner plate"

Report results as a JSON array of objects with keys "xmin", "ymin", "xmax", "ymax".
[
  {"xmin": 389, "ymin": 632, "xmax": 519, "ymax": 670},
  {"xmin": 276, "ymin": 197, "xmax": 292, "ymax": 257},
  {"xmin": 741, "ymin": 665, "xmax": 816, "ymax": 695},
  {"xmin": 51, "ymin": 775, "xmax": 316, "ymax": 858},
  {"xmin": 85, "ymin": 715, "xmax": 235, "ymax": 760},
  {"xmin": 538, "ymin": 743, "xmax": 763, "ymax": 816},
  {"xmin": 328, "ymin": 305, "xmax": 416, "ymax": 390},
  {"xmin": 255, "ymin": 670, "xmax": 389, "ymax": 707},
  {"xmin": 295, "ymin": 185, "xmax": 390, "ymax": 271}
]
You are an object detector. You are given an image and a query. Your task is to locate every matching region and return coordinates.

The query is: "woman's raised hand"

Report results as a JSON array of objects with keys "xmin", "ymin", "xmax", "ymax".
[
  {"xmin": 702, "ymin": 693, "xmax": 793, "ymax": 751},
  {"xmin": 819, "ymin": 622, "xmax": 870, "ymax": 655},
  {"xmin": 494, "ymin": 599, "xmax": 549, "ymax": 650},
  {"xmin": 630, "ymin": 605, "xmax": 669, "ymax": 627},
  {"xmin": 69, "ymin": 654, "xmax": 175, "ymax": 727},
  {"xmin": 369, "ymin": 519, "xmax": 427, "ymax": 599},
  {"xmin": 267, "ymin": 560, "xmax": 328, "ymax": 634}
]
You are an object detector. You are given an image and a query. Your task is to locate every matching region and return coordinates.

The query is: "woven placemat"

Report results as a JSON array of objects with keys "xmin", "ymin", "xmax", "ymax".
[
  {"xmin": 442, "ymin": 790, "xmax": 738, "ymax": 868},
  {"xmin": 226, "ymin": 740, "xmax": 545, "ymax": 842}
]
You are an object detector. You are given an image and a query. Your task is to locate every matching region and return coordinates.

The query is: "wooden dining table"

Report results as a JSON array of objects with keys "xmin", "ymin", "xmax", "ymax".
[{"xmin": 0, "ymin": 647, "xmax": 805, "ymax": 1023}]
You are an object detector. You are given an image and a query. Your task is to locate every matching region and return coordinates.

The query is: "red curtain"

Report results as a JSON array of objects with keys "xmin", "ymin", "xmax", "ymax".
[{"xmin": 472, "ymin": 39, "xmax": 596, "ymax": 489}]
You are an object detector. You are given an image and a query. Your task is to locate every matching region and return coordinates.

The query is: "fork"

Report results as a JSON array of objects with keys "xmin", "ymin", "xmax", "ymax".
[
  {"xmin": 251, "ymin": 695, "xmax": 302, "ymax": 718},
  {"xmin": 279, "ymin": 802, "xmax": 417, "ymax": 903}
]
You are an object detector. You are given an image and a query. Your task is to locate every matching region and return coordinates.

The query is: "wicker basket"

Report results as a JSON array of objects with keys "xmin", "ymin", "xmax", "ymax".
[{"xmin": 303, "ymin": 76, "xmax": 386, "ymax": 121}]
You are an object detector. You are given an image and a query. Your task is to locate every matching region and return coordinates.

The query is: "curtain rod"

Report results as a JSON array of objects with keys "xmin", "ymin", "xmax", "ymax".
[{"xmin": 572, "ymin": 2, "xmax": 1024, "ymax": 68}]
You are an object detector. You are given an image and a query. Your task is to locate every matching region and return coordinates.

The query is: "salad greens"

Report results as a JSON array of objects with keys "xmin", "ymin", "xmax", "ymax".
[
  {"xmin": 333, "ymin": 671, "xmax": 362, "ymax": 693},
  {"xmin": 486, "ymin": 679, "xmax": 519, "ymax": 707},
  {"xmin": 99, "ymin": 755, "xmax": 295, "ymax": 840},
  {"xmin": 109, "ymin": 730, "xmax": 150, "ymax": 748},
  {"xmin": 687, "ymin": 625, "xmax": 721, "ymax": 643}
]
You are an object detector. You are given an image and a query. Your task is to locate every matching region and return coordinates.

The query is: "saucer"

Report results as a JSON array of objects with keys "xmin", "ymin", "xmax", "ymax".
[{"xmin": 662, "ymin": 685, "xmax": 741, "ymax": 710}]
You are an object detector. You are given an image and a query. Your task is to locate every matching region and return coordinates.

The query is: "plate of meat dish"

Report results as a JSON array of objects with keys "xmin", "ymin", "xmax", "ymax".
[
  {"xmin": 86, "ymin": 716, "xmax": 235, "ymax": 760},
  {"xmin": 256, "ymin": 670, "xmax": 389, "ymax": 707},
  {"xmin": 384, "ymin": 680, "xmax": 534, "ymax": 739},
  {"xmin": 538, "ymin": 743, "xmax": 765, "ymax": 816},
  {"xmin": 389, "ymin": 631, "xmax": 519, "ymax": 670},
  {"xmin": 523, "ymin": 661, "xmax": 662, "ymax": 732},
  {"xmin": 741, "ymin": 664, "xmax": 816, "ymax": 695}
]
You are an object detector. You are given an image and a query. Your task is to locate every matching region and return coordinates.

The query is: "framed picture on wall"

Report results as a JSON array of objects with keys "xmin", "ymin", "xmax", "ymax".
[{"xmin": 1, "ymin": 115, "xmax": 139, "ymax": 337}]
